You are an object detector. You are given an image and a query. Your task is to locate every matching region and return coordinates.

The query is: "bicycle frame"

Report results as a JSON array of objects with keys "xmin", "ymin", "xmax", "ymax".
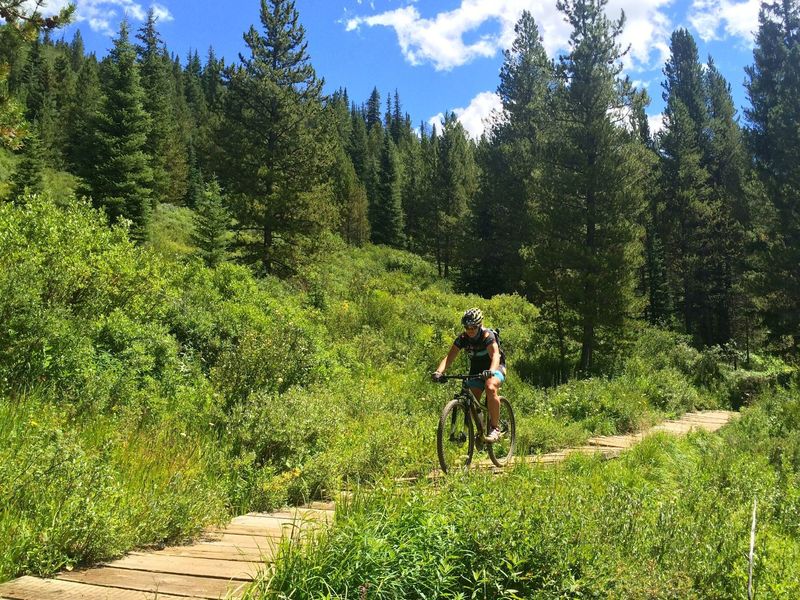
[{"xmin": 441, "ymin": 375, "xmax": 489, "ymax": 448}]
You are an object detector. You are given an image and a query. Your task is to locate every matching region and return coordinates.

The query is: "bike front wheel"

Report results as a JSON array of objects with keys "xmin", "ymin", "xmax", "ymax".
[
  {"xmin": 488, "ymin": 396, "xmax": 516, "ymax": 468},
  {"xmin": 437, "ymin": 398, "xmax": 474, "ymax": 474}
]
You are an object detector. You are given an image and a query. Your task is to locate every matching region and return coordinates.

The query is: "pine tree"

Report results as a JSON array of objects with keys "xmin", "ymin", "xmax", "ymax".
[
  {"xmin": 184, "ymin": 50, "xmax": 207, "ymax": 125},
  {"xmin": 19, "ymin": 39, "xmax": 48, "ymax": 121},
  {"xmin": 82, "ymin": 20, "xmax": 153, "ymax": 239},
  {"xmin": 332, "ymin": 144, "xmax": 370, "ymax": 245},
  {"xmin": 136, "ymin": 10, "xmax": 187, "ymax": 204},
  {"xmin": 401, "ymin": 122, "xmax": 436, "ymax": 257},
  {"xmin": 533, "ymin": 0, "xmax": 649, "ymax": 372},
  {"xmin": 327, "ymin": 87, "xmax": 352, "ymax": 147},
  {"xmin": 364, "ymin": 118, "xmax": 384, "ymax": 222},
  {"xmin": 8, "ymin": 128, "xmax": 44, "ymax": 198},
  {"xmin": 0, "ymin": 2, "xmax": 72, "ymax": 150},
  {"xmin": 659, "ymin": 93, "xmax": 712, "ymax": 340},
  {"xmin": 627, "ymin": 88, "xmax": 672, "ymax": 326},
  {"xmin": 745, "ymin": 0, "xmax": 800, "ymax": 355},
  {"xmin": 69, "ymin": 30, "xmax": 84, "ymax": 71},
  {"xmin": 390, "ymin": 89, "xmax": 404, "ymax": 143},
  {"xmin": 371, "ymin": 133, "xmax": 404, "ymax": 246},
  {"xmin": 659, "ymin": 30, "xmax": 747, "ymax": 346},
  {"xmin": 436, "ymin": 112, "xmax": 476, "ymax": 278},
  {"xmin": 703, "ymin": 58, "xmax": 751, "ymax": 345},
  {"xmin": 365, "ymin": 86, "xmax": 381, "ymax": 131},
  {"xmin": 219, "ymin": 0, "xmax": 335, "ymax": 273},
  {"xmin": 398, "ymin": 127, "xmax": 425, "ymax": 251},
  {"xmin": 18, "ymin": 38, "xmax": 58, "ymax": 162},
  {"xmin": 198, "ymin": 46, "xmax": 225, "ymax": 177},
  {"xmin": 65, "ymin": 56, "xmax": 102, "ymax": 180},
  {"xmin": 192, "ymin": 178, "xmax": 231, "ymax": 267},
  {"xmin": 50, "ymin": 53, "xmax": 75, "ymax": 166},
  {"xmin": 468, "ymin": 11, "xmax": 552, "ymax": 296},
  {"xmin": 663, "ymin": 30, "xmax": 708, "ymax": 149},
  {"xmin": 202, "ymin": 46, "xmax": 224, "ymax": 108}
]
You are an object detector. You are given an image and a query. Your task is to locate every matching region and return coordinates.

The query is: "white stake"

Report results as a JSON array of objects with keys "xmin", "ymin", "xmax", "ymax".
[{"xmin": 748, "ymin": 496, "xmax": 757, "ymax": 600}]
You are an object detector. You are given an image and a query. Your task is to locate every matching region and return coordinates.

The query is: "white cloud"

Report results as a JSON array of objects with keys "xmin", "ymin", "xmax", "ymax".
[
  {"xmin": 22, "ymin": 0, "xmax": 71, "ymax": 15},
  {"xmin": 346, "ymin": 0, "xmax": 673, "ymax": 72},
  {"xmin": 688, "ymin": 0, "xmax": 760, "ymax": 43},
  {"xmin": 648, "ymin": 113, "xmax": 665, "ymax": 135},
  {"xmin": 151, "ymin": 3, "xmax": 173, "ymax": 23},
  {"xmin": 428, "ymin": 90, "xmax": 502, "ymax": 138},
  {"xmin": 66, "ymin": 1, "xmax": 174, "ymax": 36},
  {"xmin": 608, "ymin": 0, "xmax": 673, "ymax": 71}
]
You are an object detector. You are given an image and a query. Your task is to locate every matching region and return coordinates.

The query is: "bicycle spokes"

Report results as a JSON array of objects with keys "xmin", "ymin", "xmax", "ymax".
[
  {"xmin": 487, "ymin": 397, "xmax": 516, "ymax": 468},
  {"xmin": 437, "ymin": 400, "xmax": 474, "ymax": 473}
]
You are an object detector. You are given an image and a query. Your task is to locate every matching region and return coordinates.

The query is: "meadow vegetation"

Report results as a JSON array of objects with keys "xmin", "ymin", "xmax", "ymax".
[
  {"xmin": 0, "ymin": 194, "xmax": 791, "ymax": 582},
  {"xmin": 256, "ymin": 385, "xmax": 800, "ymax": 598}
]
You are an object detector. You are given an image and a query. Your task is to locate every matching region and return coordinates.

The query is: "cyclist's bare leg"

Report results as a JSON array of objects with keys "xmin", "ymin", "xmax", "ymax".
[{"xmin": 485, "ymin": 377, "xmax": 501, "ymax": 430}]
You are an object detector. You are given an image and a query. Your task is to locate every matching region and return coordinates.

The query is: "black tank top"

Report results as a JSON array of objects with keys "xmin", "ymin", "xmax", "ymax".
[{"xmin": 453, "ymin": 327, "xmax": 505, "ymax": 373}]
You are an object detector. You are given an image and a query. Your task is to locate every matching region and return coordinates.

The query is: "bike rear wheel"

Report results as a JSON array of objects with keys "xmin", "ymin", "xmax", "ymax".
[
  {"xmin": 437, "ymin": 398, "xmax": 474, "ymax": 474},
  {"xmin": 488, "ymin": 396, "xmax": 516, "ymax": 468}
]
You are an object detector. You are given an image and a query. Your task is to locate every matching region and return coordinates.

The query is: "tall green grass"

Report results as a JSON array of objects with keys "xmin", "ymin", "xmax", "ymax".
[
  {"xmin": 0, "ymin": 397, "xmax": 227, "ymax": 580},
  {"xmin": 254, "ymin": 386, "xmax": 800, "ymax": 599}
]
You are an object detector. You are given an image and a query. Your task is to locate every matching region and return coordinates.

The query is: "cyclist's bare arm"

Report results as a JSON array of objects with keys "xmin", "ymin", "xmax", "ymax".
[{"xmin": 487, "ymin": 341, "xmax": 500, "ymax": 373}]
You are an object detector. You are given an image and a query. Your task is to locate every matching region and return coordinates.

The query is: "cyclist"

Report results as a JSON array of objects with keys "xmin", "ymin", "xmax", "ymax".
[{"xmin": 432, "ymin": 308, "xmax": 506, "ymax": 442}]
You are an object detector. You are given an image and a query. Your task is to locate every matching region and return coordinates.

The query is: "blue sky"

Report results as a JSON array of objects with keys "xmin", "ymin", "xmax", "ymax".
[{"xmin": 47, "ymin": 0, "xmax": 761, "ymax": 137}]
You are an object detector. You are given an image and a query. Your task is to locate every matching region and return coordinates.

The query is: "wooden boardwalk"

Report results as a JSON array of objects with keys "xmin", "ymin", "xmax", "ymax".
[
  {"xmin": 522, "ymin": 409, "xmax": 734, "ymax": 465},
  {"xmin": 0, "ymin": 506, "xmax": 333, "ymax": 600},
  {"xmin": 0, "ymin": 410, "xmax": 734, "ymax": 600}
]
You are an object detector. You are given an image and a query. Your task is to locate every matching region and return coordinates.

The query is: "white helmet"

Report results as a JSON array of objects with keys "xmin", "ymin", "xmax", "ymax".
[{"xmin": 461, "ymin": 308, "xmax": 483, "ymax": 327}]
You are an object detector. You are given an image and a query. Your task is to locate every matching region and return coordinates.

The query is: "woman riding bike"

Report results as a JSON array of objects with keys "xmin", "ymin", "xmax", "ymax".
[{"xmin": 432, "ymin": 308, "xmax": 506, "ymax": 443}]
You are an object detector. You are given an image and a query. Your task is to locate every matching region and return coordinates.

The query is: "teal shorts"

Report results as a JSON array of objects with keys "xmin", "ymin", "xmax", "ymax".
[{"xmin": 464, "ymin": 368, "xmax": 506, "ymax": 389}]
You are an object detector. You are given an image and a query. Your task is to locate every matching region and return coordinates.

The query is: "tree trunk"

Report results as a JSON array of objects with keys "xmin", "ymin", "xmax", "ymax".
[
  {"xmin": 580, "ymin": 186, "xmax": 596, "ymax": 373},
  {"xmin": 262, "ymin": 222, "xmax": 272, "ymax": 274},
  {"xmin": 553, "ymin": 281, "xmax": 567, "ymax": 382},
  {"xmin": 580, "ymin": 320, "xmax": 594, "ymax": 373}
]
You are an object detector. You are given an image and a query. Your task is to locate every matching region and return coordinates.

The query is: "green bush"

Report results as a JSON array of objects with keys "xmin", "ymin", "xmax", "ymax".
[{"xmin": 146, "ymin": 202, "xmax": 197, "ymax": 261}]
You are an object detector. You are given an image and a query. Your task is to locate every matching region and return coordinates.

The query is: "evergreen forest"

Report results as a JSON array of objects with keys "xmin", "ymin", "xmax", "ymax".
[{"xmin": 2, "ymin": 0, "xmax": 800, "ymax": 596}]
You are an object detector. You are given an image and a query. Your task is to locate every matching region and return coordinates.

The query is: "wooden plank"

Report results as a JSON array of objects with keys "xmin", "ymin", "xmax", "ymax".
[
  {"xmin": 679, "ymin": 418, "xmax": 730, "ymax": 426},
  {"xmin": 213, "ymin": 523, "xmax": 297, "ymax": 537},
  {"xmin": 587, "ymin": 437, "xmax": 636, "ymax": 448},
  {"xmin": 246, "ymin": 508, "xmax": 333, "ymax": 522},
  {"xmin": 104, "ymin": 554, "xmax": 263, "ymax": 581},
  {"xmin": 682, "ymin": 413, "xmax": 730, "ymax": 421},
  {"xmin": 204, "ymin": 533, "xmax": 282, "ymax": 550},
  {"xmin": 58, "ymin": 567, "xmax": 245, "ymax": 599},
  {"xmin": 131, "ymin": 546, "xmax": 270, "ymax": 563},
  {"xmin": 652, "ymin": 422, "xmax": 694, "ymax": 432},
  {"xmin": 305, "ymin": 500, "xmax": 337, "ymax": 511},
  {"xmin": 0, "ymin": 576, "xmax": 189, "ymax": 600},
  {"xmin": 242, "ymin": 513, "xmax": 330, "ymax": 525},
  {"xmin": 229, "ymin": 515, "xmax": 297, "ymax": 527}
]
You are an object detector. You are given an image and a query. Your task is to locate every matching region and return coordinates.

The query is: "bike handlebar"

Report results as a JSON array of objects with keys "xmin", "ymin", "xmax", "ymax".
[{"xmin": 436, "ymin": 374, "xmax": 483, "ymax": 381}]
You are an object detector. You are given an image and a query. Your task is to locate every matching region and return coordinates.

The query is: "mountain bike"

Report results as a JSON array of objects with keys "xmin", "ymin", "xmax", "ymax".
[{"xmin": 435, "ymin": 374, "xmax": 516, "ymax": 474}]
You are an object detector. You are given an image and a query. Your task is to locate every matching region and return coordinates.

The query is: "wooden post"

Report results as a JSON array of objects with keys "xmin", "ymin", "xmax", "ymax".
[{"xmin": 748, "ymin": 496, "xmax": 757, "ymax": 600}]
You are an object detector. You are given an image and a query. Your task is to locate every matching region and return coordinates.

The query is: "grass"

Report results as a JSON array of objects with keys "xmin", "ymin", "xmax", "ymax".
[
  {"xmin": 0, "ymin": 396, "xmax": 228, "ymax": 581},
  {"xmin": 250, "ymin": 386, "xmax": 800, "ymax": 599}
]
